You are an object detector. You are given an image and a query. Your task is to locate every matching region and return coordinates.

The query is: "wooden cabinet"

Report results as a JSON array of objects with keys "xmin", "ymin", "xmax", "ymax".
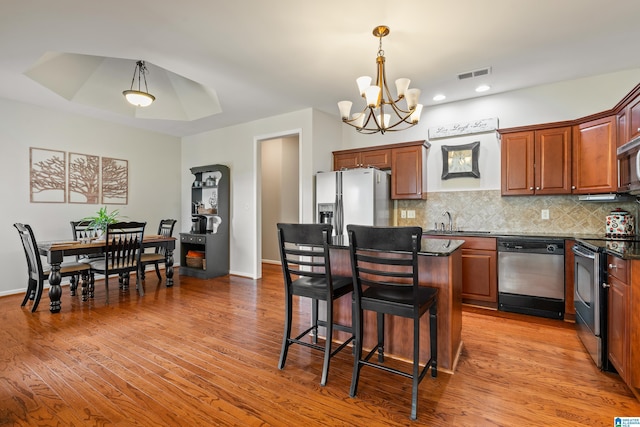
[
  {"xmin": 460, "ymin": 237, "xmax": 498, "ymax": 307},
  {"xmin": 501, "ymin": 127, "xmax": 571, "ymax": 195},
  {"xmin": 333, "ymin": 148, "xmax": 391, "ymax": 170},
  {"xmin": 608, "ymin": 255, "xmax": 630, "ymax": 384},
  {"xmin": 333, "ymin": 141, "xmax": 430, "ymax": 200},
  {"xmin": 428, "ymin": 235, "xmax": 497, "ymax": 307},
  {"xmin": 572, "ymin": 116, "xmax": 617, "ymax": 194},
  {"xmin": 628, "ymin": 95, "xmax": 640, "ymax": 143},
  {"xmin": 618, "ymin": 109, "xmax": 628, "ymax": 148},
  {"xmin": 391, "ymin": 141, "xmax": 428, "ymax": 200}
]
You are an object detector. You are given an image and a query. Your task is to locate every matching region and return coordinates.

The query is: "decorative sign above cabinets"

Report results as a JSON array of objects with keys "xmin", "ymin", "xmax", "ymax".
[{"xmin": 428, "ymin": 117, "xmax": 498, "ymax": 139}]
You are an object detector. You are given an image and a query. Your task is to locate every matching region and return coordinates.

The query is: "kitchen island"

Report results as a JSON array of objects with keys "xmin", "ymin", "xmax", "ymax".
[{"xmin": 328, "ymin": 237, "xmax": 464, "ymax": 373}]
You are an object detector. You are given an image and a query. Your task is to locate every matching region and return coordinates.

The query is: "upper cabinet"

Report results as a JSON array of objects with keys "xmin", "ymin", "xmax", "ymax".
[
  {"xmin": 501, "ymin": 127, "xmax": 571, "ymax": 195},
  {"xmin": 333, "ymin": 140, "xmax": 429, "ymax": 200},
  {"xmin": 333, "ymin": 147, "xmax": 391, "ymax": 170},
  {"xmin": 391, "ymin": 142, "xmax": 429, "ymax": 200},
  {"xmin": 571, "ymin": 116, "xmax": 617, "ymax": 194},
  {"xmin": 628, "ymin": 95, "xmax": 640, "ymax": 143}
]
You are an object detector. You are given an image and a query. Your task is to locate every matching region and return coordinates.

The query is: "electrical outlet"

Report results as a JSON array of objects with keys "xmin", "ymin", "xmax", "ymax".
[
  {"xmin": 400, "ymin": 209, "xmax": 407, "ymax": 219},
  {"xmin": 541, "ymin": 209, "xmax": 549, "ymax": 220},
  {"xmin": 407, "ymin": 210, "xmax": 416, "ymax": 219}
]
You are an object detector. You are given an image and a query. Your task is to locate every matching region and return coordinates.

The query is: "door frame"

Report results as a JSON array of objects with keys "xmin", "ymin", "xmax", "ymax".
[{"xmin": 253, "ymin": 129, "xmax": 302, "ymax": 279}]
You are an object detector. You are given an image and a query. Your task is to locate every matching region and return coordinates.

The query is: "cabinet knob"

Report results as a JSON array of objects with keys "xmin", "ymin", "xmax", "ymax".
[
  {"xmin": 602, "ymin": 282, "xmax": 611, "ymax": 289},
  {"xmin": 637, "ymin": 127, "xmax": 640, "ymax": 132},
  {"xmin": 536, "ymin": 187, "xmax": 540, "ymax": 190},
  {"xmin": 529, "ymin": 187, "xmax": 534, "ymax": 190},
  {"xmin": 609, "ymin": 263, "xmax": 617, "ymax": 269},
  {"xmin": 571, "ymin": 185, "xmax": 576, "ymax": 190}
]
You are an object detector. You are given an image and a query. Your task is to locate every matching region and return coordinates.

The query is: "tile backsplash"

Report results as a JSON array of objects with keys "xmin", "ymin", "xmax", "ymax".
[{"xmin": 396, "ymin": 190, "xmax": 639, "ymax": 235}]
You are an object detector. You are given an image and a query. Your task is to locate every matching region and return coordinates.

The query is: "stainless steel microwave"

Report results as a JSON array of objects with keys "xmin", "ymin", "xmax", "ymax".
[{"xmin": 617, "ymin": 136, "xmax": 640, "ymax": 194}]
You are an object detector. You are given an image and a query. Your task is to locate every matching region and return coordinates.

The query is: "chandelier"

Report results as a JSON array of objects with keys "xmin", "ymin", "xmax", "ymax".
[
  {"xmin": 338, "ymin": 26, "xmax": 423, "ymax": 134},
  {"xmin": 123, "ymin": 60, "xmax": 155, "ymax": 107}
]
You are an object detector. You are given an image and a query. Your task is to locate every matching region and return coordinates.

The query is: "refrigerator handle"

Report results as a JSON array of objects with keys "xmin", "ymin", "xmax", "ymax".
[
  {"xmin": 335, "ymin": 173, "xmax": 344, "ymax": 236},
  {"xmin": 335, "ymin": 194, "xmax": 343, "ymax": 236}
]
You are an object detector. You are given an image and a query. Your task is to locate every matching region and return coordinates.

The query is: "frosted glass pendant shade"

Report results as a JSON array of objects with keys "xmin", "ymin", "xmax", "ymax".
[
  {"xmin": 410, "ymin": 104, "xmax": 423, "ymax": 124},
  {"xmin": 405, "ymin": 88, "xmax": 421, "ymax": 110},
  {"xmin": 337, "ymin": 101, "xmax": 352, "ymax": 120},
  {"xmin": 395, "ymin": 78, "xmax": 410, "ymax": 97},
  {"xmin": 123, "ymin": 90, "xmax": 155, "ymax": 107},
  {"xmin": 364, "ymin": 86, "xmax": 380, "ymax": 107},
  {"xmin": 356, "ymin": 76, "xmax": 372, "ymax": 96}
]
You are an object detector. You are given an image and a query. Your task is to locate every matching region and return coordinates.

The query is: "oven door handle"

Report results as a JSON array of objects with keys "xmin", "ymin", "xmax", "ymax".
[{"xmin": 572, "ymin": 245, "xmax": 596, "ymax": 259}]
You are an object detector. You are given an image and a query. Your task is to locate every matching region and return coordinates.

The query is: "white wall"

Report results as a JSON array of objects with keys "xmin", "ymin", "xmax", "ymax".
[
  {"xmin": 0, "ymin": 98, "xmax": 182, "ymax": 297},
  {"xmin": 340, "ymin": 69, "xmax": 640, "ymax": 192}
]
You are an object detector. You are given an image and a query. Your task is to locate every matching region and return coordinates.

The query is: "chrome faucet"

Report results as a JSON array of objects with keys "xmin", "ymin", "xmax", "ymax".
[{"xmin": 442, "ymin": 211, "xmax": 453, "ymax": 232}]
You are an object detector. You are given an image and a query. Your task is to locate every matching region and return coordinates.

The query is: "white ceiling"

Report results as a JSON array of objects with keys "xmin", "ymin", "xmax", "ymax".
[{"xmin": 2, "ymin": 0, "xmax": 640, "ymax": 137}]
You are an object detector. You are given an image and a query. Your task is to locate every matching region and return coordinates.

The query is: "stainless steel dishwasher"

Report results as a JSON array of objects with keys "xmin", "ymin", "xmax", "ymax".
[{"xmin": 497, "ymin": 237, "xmax": 565, "ymax": 319}]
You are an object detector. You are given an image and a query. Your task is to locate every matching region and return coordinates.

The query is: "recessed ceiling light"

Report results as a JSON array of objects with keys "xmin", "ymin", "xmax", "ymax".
[
  {"xmin": 475, "ymin": 84, "xmax": 491, "ymax": 93},
  {"xmin": 433, "ymin": 94, "xmax": 446, "ymax": 101}
]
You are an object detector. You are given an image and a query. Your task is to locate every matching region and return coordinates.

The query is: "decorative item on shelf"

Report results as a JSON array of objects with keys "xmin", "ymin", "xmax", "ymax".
[
  {"xmin": 337, "ymin": 25, "xmax": 423, "ymax": 134},
  {"xmin": 123, "ymin": 60, "xmax": 155, "ymax": 107}
]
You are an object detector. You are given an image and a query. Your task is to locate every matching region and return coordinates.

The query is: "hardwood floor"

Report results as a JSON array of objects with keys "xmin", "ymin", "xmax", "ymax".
[{"xmin": 1, "ymin": 263, "xmax": 639, "ymax": 426}]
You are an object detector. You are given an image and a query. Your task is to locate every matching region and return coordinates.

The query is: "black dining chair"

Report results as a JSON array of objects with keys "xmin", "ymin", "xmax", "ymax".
[
  {"xmin": 87, "ymin": 221, "xmax": 146, "ymax": 303},
  {"xmin": 70, "ymin": 220, "xmax": 100, "ymax": 297},
  {"xmin": 276, "ymin": 223, "xmax": 355, "ymax": 386},
  {"xmin": 347, "ymin": 224, "xmax": 437, "ymax": 421},
  {"xmin": 139, "ymin": 219, "xmax": 176, "ymax": 281},
  {"xmin": 14, "ymin": 223, "xmax": 92, "ymax": 312}
]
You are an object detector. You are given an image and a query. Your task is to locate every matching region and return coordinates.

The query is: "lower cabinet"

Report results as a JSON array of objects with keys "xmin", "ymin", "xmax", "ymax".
[
  {"xmin": 460, "ymin": 237, "xmax": 498, "ymax": 307},
  {"xmin": 179, "ymin": 233, "xmax": 229, "ymax": 279},
  {"xmin": 429, "ymin": 235, "xmax": 497, "ymax": 307}
]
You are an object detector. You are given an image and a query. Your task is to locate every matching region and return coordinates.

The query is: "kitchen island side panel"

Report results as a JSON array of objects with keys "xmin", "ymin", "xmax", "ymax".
[{"xmin": 328, "ymin": 246, "xmax": 463, "ymax": 372}]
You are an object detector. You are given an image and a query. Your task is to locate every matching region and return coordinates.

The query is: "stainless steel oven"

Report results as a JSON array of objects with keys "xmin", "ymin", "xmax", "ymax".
[{"xmin": 572, "ymin": 240, "xmax": 608, "ymax": 369}]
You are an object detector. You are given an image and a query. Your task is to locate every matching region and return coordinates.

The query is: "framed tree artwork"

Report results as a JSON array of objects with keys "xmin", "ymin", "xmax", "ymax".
[
  {"xmin": 101, "ymin": 157, "xmax": 128, "ymax": 205},
  {"xmin": 30, "ymin": 147, "xmax": 66, "ymax": 203},
  {"xmin": 68, "ymin": 152, "xmax": 100, "ymax": 204}
]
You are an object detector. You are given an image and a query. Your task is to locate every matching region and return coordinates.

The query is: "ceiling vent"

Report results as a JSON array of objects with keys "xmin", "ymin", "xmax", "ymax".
[{"xmin": 457, "ymin": 67, "xmax": 492, "ymax": 80}]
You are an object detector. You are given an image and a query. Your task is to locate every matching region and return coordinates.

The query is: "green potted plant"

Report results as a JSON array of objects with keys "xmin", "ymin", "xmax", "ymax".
[{"xmin": 83, "ymin": 206, "xmax": 121, "ymax": 237}]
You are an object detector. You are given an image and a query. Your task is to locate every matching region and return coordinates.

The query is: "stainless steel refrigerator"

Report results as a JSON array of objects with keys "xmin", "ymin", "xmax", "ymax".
[{"xmin": 315, "ymin": 168, "xmax": 390, "ymax": 237}]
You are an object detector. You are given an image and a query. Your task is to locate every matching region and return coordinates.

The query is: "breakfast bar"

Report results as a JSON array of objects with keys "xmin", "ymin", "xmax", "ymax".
[{"xmin": 329, "ymin": 237, "xmax": 464, "ymax": 373}]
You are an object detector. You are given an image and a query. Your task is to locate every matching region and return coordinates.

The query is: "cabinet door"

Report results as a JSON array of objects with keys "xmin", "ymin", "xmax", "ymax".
[
  {"xmin": 608, "ymin": 274, "xmax": 629, "ymax": 383},
  {"xmin": 629, "ymin": 95, "xmax": 640, "ymax": 142},
  {"xmin": 501, "ymin": 131, "xmax": 535, "ymax": 195},
  {"xmin": 535, "ymin": 127, "xmax": 572, "ymax": 195},
  {"xmin": 461, "ymin": 249, "xmax": 497, "ymax": 304},
  {"xmin": 618, "ymin": 109, "xmax": 628, "ymax": 148},
  {"xmin": 391, "ymin": 145, "xmax": 426, "ymax": 199},
  {"xmin": 333, "ymin": 152, "xmax": 361, "ymax": 170},
  {"xmin": 572, "ymin": 116, "xmax": 617, "ymax": 194},
  {"xmin": 360, "ymin": 149, "xmax": 391, "ymax": 169}
]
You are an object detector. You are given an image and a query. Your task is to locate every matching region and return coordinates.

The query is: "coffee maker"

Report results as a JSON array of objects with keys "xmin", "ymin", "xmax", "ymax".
[{"xmin": 191, "ymin": 215, "xmax": 207, "ymax": 234}]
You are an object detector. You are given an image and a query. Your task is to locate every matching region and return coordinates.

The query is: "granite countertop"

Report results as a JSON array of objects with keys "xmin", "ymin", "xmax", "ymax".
[{"xmin": 330, "ymin": 235, "xmax": 464, "ymax": 256}]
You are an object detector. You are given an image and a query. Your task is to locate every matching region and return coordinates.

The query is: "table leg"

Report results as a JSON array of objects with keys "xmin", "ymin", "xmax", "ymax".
[
  {"xmin": 48, "ymin": 263, "xmax": 62, "ymax": 313},
  {"xmin": 165, "ymin": 248, "xmax": 174, "ymax": 287}
]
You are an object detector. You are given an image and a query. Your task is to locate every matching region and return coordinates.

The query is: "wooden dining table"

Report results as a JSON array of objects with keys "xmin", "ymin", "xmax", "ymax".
[{"xmin": 38, "ymin": 235, "xmax": 176, "ymax": 313}]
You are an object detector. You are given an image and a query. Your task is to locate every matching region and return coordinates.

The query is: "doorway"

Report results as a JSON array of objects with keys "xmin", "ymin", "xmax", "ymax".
[{"xmin": 260, "ymin": 134, "xmax": 300, "ymax": 269}]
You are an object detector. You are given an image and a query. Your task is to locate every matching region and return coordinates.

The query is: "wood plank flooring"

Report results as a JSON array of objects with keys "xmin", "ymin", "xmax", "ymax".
[{"xmin": 1, "ymin": 263, "xmax": 639, "ymax": 426}]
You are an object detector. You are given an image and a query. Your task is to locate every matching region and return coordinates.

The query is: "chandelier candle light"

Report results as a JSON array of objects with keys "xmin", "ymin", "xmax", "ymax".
[
  {"xmin": 123, "ymin": 60, "xmax": 155, "ymax": 107},
  {"xmin": 338, "ymin": 25, "xmax": 423, "ymax": 134}
]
